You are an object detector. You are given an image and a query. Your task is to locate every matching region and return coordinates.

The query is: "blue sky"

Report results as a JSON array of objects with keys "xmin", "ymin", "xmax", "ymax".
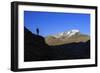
[{"xmin": 24, "ymin": 11, "xmax": 90, "ymax": 37}]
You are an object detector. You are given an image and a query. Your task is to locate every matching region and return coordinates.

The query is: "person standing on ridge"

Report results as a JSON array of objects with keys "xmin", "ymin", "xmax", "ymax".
[{"xmin": 36, "ymin": 28, "xmax": 39, "ymax": 35}]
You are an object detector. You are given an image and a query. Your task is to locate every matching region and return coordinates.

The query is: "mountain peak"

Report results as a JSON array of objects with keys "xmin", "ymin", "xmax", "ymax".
[
  {"xmin": 53, "ymin": 29, "xmax": 80, "ymax": 38},
  {"xmin": 69, "ymin": 29, "xmax": 79, "ymax": 33},
  {"xmin": 45, "ymin": 29, "xmax": 89, "ymax": 46},
  {"xmin": 67, "ymin": 29, "xmax": 80, "ymax": 38}
]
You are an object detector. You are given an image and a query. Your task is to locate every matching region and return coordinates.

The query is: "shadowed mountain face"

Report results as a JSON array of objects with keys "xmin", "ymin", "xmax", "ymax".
[
  {"xmin": 24, "ymin": 27, "xmax": 51, "ymax": 61},
  {"xmin": 24, "ymin": 27, "xmax": 90, "ymax": 62}
]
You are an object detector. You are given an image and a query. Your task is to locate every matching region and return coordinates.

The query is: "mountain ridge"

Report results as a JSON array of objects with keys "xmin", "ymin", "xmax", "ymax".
[{"xmin": 45, "ymin": 29, "xmax": 90, "ymax": 46}]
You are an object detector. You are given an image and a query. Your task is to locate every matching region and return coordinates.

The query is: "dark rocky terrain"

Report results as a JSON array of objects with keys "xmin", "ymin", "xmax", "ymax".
[{"xmin": 24, "ymin": 27, "xmax": 90, "ymax": 62}]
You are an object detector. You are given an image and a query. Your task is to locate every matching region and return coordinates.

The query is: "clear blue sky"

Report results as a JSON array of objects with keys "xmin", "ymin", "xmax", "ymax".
[{"xmin": 24, "ymin": 11, "xmax": 90, "ymax": 37}]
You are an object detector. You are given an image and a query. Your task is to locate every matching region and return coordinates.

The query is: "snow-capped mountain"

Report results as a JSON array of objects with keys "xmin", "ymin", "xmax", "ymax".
[
  {"xmin": 45, "ymin": 29, "xmax": 90, "ymax": 46},
  {"xmin": 53, "ymin": 29, "xmax": 80, "ymax": 38}
]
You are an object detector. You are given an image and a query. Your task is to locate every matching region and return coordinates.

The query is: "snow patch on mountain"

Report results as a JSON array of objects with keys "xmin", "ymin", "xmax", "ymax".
[{"xmin": 53, "ymin": 29, "xmax": 80, "ymax": 38}]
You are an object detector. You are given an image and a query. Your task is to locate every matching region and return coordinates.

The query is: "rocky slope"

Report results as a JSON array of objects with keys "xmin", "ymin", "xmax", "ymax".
[{"xmin": 45, "ymin": 29, "xmax": 90, "ymax": 46}]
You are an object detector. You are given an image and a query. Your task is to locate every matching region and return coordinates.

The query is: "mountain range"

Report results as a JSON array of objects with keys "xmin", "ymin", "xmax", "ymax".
[
  {"xmin": 45, "ymin": 29, "xmax": 90, "ymax": 46},
  {"xmin": 24, "ymin": 27, "xmax": 90, "ymax": 61}
]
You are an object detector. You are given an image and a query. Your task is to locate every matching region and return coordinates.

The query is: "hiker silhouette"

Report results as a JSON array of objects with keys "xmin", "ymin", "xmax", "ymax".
[{"xmin": 36, "ymin": 28, "xmax": 39, "ymax": 35}]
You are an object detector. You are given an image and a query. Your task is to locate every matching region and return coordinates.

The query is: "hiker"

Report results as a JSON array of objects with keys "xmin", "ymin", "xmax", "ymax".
[{"xmin": 36, "ymin": 28, "xmax": 39, "ymax": 35}]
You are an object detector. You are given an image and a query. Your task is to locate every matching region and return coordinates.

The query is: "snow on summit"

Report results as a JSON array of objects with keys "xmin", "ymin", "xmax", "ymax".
[{"xmin": 53, "ymin": 29, "xmax": 80, "ymax": 38}]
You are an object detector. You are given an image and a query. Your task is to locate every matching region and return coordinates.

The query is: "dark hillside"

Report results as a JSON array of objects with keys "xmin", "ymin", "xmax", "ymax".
[{"xmin": 24, "ymin": 27, "xmax": 90, "ymax": 62}]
